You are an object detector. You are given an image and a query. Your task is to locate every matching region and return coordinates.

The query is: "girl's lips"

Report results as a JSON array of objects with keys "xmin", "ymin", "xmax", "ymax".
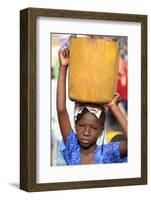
[{"xmin": 81, "ymin": 139, "xmax": 90, "ymax": 144}]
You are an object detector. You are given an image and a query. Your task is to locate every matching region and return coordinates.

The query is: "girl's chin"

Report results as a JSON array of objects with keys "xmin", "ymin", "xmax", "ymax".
[
  {"xmin": 80, "ymin": 142, "xmax": 91, "ymax": 148},
  {"xmin": 80, "ymin": 141, "xmax": 95, "ymax": 149}
]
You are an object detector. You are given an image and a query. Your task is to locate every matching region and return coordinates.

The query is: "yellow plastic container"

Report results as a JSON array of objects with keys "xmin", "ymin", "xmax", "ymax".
[{"xmin": 68, "ymin": 37, "xmax": 119, "ymax": 104}]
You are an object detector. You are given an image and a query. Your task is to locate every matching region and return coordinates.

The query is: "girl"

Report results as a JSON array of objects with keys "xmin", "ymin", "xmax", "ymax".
[{"xmin": 57, "ymin": 48, "xmax": 127, "ymax": 165}]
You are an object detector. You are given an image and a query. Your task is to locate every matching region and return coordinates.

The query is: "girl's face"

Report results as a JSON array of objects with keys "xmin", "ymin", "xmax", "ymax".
[{"xmin": 75, "ymin": 112, "xmax": 103, "ymax": 149}]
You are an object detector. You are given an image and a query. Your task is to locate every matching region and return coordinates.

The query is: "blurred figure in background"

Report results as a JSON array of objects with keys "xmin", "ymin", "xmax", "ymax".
[{"xmin": 117, "ymin": 54, "xmax": 128, "ymax": 112}]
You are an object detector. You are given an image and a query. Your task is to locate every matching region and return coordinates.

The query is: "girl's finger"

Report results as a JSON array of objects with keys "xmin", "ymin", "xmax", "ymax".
[
  {"xmin": 67, "ymin": 49, "xmax": 70, "ymax": 58},
  {"xmin": 63, "ymin": 50, "xmax": 66, "ymax": 57},
  {"xmin": 114, "ymin": 92, "xmax": 120, "ymax": 97},
  {"xmin": 116, "ymin": 95, "xmax": 121, "ymax": 104},
  {"xmin": 64, "ymin": 48, "xmax": 69, "ymax": 58}
]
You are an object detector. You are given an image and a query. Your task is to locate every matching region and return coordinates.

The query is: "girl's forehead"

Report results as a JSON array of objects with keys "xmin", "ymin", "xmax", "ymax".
[{"xmin": 79, "ymin": 112, "xmax": 99, "ymax": 123}]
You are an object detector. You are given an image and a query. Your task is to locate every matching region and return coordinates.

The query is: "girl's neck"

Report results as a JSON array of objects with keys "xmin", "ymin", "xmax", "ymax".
[
  {"xmin": 81, "ymin": 144, "xmax": 97, "ymax": 154},
  {"xmin": 80, "ymin": 144, "xmax": 96, "ymax": 165}
]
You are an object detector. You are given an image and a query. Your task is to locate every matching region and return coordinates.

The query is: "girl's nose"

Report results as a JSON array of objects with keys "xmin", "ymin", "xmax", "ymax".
[{"xmin": 84, "ymin": 127, "xmax": 90, "ymax": 136}]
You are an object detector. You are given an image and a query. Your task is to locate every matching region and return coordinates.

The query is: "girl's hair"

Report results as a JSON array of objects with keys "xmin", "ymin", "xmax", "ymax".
[{"xmin": 75, "ymin": 107, "xmax": 106, "ymax": 128}]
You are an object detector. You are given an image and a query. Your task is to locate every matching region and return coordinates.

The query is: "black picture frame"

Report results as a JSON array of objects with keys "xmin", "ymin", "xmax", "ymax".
[{"xmin": 20, "ymin": 7, "xmax": 147, "ymax": 192}]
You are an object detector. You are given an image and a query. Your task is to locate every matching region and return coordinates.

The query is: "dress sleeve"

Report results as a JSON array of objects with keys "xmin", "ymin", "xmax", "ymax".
[
  {"xmin": 102, "ymin": 142, "xmax": 127, "ymax": 163},
  {"xmin": 59, "ymin": 129, "xmax": 80, "ymax": 165}
]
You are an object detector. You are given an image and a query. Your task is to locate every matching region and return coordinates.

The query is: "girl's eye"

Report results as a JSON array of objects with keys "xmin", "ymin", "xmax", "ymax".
[
  {"xmin": 79, "ymin": 124, "xmax": 85, "ymax": 127},
  {"xmin": 92, "ymin": 127, "xmax": 97, "ymax": 130}
]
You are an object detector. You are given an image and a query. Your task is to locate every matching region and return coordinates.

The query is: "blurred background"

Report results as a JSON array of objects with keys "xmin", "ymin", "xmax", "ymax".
[{"xmin": 51, "ymin": 33, "xmax": 128, "ymax": 166}]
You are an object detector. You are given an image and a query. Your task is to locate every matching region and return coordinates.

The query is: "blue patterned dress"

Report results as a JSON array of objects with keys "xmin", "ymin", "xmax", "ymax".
[{"xmin": 59, "ymin": 129, "xmax": 127, "ymax": 165}]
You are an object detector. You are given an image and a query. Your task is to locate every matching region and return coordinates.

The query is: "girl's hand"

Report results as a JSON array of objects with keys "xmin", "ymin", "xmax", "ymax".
[
  {"xmin": 58, "ymin": 48, "xmax": 69, "ymax": 67},
  {"xmin": 107, "ymin": 93, "xmax": 121, "ymax": 109}
]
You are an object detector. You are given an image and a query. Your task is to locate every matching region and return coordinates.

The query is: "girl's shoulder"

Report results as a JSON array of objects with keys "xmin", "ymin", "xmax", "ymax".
[
  {"xmin": 97, "ymin": 141, "xmax": 121, "ymax": 151},
  {"xmin": 102, "ymin": 142, "xmax": 122, "ymax": 156},
  {"xmin": 59, "ymin": 128, "xmax": 79, "ymax": 153},
  {"xmin": 96, "ymin": 142, "xmax": 127, "ymax": 163},
  {"xmin": 59, "ymin": 128, "xmax": 80, "ymax": 165}
]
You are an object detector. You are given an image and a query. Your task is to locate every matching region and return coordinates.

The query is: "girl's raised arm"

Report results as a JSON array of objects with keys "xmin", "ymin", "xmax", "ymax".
[
  {"xmin": 56, "ymin": 49, "xmax": 71, "ymax": 143},
  {"xmin": 107, "ymin": 93, "xmax": 127, "ymax": 158}
]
